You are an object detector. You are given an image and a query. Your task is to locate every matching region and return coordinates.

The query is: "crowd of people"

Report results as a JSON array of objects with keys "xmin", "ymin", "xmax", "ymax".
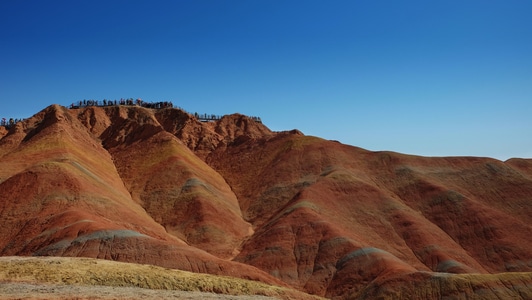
[
  {"xmin": 194, "ymin": 112, "xmax": 262, "ymax": 123},
  {"xmin": 1, "ymin": 118, "xmax": 23, "ymax": 129},
  {"xmin": 70, "ymin": 98, "xmax": 262, "ymax": 123},
  {"xmin": 70, "ymin": 98, "xmax": 174, "ymax": 109},
  {"xmin": 2, "ymin": 98, "xmax": 262, "ymax": 129}
]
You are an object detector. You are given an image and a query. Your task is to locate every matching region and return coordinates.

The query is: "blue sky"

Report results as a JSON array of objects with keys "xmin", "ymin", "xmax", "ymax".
[{"xmin": 1, "ymin": 1, "xmax": 531, "ymax": 160}]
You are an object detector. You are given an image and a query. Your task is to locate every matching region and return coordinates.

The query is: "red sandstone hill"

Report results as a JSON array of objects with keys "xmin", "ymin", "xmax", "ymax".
[{"xmin": 1, "ymin": 104, "xmax": 531, "ymax": 299}]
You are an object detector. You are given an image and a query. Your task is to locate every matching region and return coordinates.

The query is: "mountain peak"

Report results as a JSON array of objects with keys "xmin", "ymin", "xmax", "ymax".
[{"xmin": 1, "ymin": 103, "xmax": 531, "ymax": 299}]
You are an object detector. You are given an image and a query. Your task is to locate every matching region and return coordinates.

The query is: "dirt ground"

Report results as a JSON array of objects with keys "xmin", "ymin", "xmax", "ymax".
[
  {"xmin": 0, "ymin": 282, "xmax": 276, "ymax": 300},
  {"xmin": 0, "ymin": 257, "xmax": 321, "ymax": 300}
]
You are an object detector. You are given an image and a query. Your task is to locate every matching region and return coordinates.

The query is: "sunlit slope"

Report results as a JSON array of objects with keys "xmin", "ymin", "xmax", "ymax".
[
  {"xmin": 0, "ymin": 105, "xmax": 286, "ymax": 286},
  {"xmin": 0, "ymin": 105, "xmax": 171, "ymax": 254},
  {"xmin": 70, "ymin": 106, "xmax": 253, "ymax": 258},
  {"xmin": 1, "ymin": 104, "xmax": 531, "ymax": 299},
  {"xmin": 206, "ymin": 132, "xmax": 532, "ymax": 298},
  {"xmin": 0, "ymin": 256, "xmax": 322, "ymax": 300}
]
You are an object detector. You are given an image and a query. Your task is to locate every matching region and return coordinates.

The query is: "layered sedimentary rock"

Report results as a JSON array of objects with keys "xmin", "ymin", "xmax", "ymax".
[{"xmin": 1, "ymin": 104, "xmax": 531, "ymax": 299}]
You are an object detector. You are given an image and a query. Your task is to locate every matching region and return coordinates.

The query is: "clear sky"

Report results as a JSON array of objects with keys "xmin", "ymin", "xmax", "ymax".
[{"xmin": 1, "ymin": 1, "xmax": 531, "ymax": 160}]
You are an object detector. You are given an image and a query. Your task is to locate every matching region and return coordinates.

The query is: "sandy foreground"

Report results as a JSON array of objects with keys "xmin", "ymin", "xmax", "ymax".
[
  {"xmin": 0, "ymin": 257, "xmax": 321, "ymax": 300},
  {"xmin": 0, "ymin": 282, "xmax": 275, "ymax": 300}
]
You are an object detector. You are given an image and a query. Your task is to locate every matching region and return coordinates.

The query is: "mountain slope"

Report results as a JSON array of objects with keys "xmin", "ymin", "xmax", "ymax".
[
  {"xmin": 207, "ymin": 133, "xmax": 532, "ymax": 297},
  {"xmin": 1, "ymin": 104, "xmax": 531, "ymax": 299},
  {"xmin": 71, "ymin": 105, "xmax": 253, "ymax": 258},
  {"xmin": 0, "ymin": 105, "xmax": 284, "ymax": 286}
]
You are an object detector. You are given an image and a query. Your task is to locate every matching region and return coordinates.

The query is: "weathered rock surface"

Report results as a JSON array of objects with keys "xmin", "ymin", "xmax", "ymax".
[{"xmin": 1, "ymin": 104, "xmax": 531, "ymax": 299}]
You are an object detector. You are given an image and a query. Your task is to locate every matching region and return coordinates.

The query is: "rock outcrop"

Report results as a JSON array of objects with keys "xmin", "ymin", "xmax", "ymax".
[{"xmin": 1, "ymin": 104, "xmax": 531, "ymax": 299}]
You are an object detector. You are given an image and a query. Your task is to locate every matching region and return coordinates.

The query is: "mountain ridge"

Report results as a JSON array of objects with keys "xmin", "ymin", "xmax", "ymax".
[{"xmin": 1, "ymin": 104, "xmax": 531, "ymax": 299}]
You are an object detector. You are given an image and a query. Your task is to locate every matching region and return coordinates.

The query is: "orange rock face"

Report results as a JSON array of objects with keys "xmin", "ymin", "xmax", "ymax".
[{"xmin": 1, "ymin": 104, "xmax": 531, "ymax": 299}]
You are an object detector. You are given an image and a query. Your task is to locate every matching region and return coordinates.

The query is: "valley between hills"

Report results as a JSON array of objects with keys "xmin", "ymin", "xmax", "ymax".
[{"xmin": 1, "ymin": 104, "xmax": 531, "ymax": 299}]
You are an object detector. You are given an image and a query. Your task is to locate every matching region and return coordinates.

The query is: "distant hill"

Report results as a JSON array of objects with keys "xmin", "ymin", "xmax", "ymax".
[{"xmin": 1, "ymin": 104, "xmax": 531, "ymax": 299}]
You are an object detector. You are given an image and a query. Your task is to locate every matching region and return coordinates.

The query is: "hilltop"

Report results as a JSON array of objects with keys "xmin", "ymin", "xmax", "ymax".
[{"xmin": 0, "ymin": 104, "xmax": 531, "ymax": 299}]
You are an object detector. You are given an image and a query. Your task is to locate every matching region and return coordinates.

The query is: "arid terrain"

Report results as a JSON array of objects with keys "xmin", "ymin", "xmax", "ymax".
[
  {"xmin": 0, "ymin": 256, "xmax": 316, "ymax": 299},
  {"xmin": 1, "ymin": 104, "xmax": 531, "ymax": 299}
]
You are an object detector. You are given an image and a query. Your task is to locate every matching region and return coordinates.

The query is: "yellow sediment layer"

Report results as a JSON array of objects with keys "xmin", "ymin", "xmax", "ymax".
[{"xmin": 0, "ymin": 256, "xmax": 324, "ymax": 300}]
